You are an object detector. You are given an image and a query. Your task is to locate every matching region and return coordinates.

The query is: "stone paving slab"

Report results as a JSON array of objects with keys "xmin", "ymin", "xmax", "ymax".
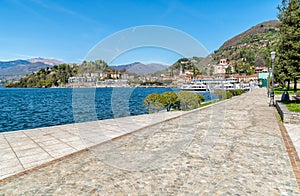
[
  {"xmin": 0, "ymin": 109, "xmax": 190, "ymax": 181},
  {"xmin": 0, "ymin": 88, "xmax": 299, "ymax": 195}
]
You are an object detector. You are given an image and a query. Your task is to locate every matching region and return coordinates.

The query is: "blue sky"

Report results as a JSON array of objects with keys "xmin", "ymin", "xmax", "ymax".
[{"xmin": 0, "ymin": 0, "xmax": 281, "ymax": 65}]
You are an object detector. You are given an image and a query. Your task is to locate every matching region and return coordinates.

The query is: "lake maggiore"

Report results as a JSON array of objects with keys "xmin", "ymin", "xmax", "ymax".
[{"xmin": 0, "ymin": 87, "xmax": 215, "ymax": 132}]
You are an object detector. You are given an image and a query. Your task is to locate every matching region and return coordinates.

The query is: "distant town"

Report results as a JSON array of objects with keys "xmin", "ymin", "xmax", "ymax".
[{"xmin": 65, "ymin": 58, "xmax": 265, "ymax": 88}]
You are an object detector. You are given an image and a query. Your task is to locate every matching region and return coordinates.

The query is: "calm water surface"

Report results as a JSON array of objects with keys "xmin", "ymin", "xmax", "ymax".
[{"xmin": 0, "ymin": 87, "xmax": 214, "ymax": 132}]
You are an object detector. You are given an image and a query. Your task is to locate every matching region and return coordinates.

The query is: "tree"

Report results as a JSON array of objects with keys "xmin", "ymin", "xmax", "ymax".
[
  {"xmin": 214, "ymin": 90, "xmax": 233, "ymax": 100},
  {"xmin": 143, "ymin": 93, "xmax": 165, "ymax": 113},
  {"xmin": 172, "ymin": 58, "xmax": 200, "ymax": 75},
  {"xmin": 161, "ymin": 92, "xmax": 178, "ymax": 111},
  {"xmin": 254, "ymin": 57, "xmax": 265, "ymax": 67},
  {"xmin": 143, "ymin": 91, "xmax": 205, "ymax": 112},
  {"xmin": 196, "ymin": 94, "xmax": 205, "ymax": 104},
  {"xmin": 4, "ymin": 63, "xmax": 79, "ymax": 88},
  {"xmin": 225, "ymin": 65, "xmax": 233, "ymax": 74},
  {"xmin": 277, "ymin": 0, "xmax": 300, "ymax": 92},
  {"xmin": 177, "ymin": 91, "xmax": 199, "ymax": 111}
]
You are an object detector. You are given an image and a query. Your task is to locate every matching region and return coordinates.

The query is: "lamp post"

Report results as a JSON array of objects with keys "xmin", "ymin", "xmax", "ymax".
[
  {"xmin": 267, "ymin": 67, "xmax": 270, "ymax": 97},
  {"xmin": 269, "ymin": 51, "xmax": 276, "ymax": 106}
]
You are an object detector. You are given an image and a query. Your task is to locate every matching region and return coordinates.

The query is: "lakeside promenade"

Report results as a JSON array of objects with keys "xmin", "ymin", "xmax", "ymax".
[{"xmin": 1, "ymin": 88, "xmax": 300, "ymax": 194}]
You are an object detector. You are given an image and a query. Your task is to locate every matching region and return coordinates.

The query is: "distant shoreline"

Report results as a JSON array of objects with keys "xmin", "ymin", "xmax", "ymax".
[{"xmin": 1, "ymin": 85, "xmax": 177, "ymax": 89}]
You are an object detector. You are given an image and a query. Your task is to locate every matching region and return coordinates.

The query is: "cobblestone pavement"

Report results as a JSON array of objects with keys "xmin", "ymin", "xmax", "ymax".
[
  {"xmin": 1, "ymin": 88, "xmax": 299, "ymax": 195},
  {"xmin": 0, "ymin": 110, "xmax": 187, "ymax": 180}
]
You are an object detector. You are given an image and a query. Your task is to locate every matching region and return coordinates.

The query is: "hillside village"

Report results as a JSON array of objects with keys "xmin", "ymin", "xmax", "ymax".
[{"xmin": 63, "ymin": 56, "xmax": 268, "ymax": 88}]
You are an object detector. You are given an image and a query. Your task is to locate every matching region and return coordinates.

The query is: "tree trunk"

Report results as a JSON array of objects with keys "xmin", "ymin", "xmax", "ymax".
[
  {"xmin": 287, "ymin": 79, "xmax": 290, "ymax": 91},
  {"xmin": 166, "ymin": 104, "xmax": 171, "ymax": 112},
  {"xmin": 294, "ymin": 78, "xmax": 297, "ymax": 92}
]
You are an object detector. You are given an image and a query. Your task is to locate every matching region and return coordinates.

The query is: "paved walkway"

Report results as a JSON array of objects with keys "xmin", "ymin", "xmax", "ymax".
[
  {"xmin": 0, "ymin": 110, "xmax": 188, "ymax": 180},
  {"xmin": 1, "ymin": 88, "xmax": 300, "ymax": 195}
]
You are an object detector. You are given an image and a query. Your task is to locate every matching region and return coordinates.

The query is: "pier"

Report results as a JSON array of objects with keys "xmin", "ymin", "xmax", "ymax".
[{"xmin": 1, "ymin": 88, "xmax": 300, "ymax": 194}]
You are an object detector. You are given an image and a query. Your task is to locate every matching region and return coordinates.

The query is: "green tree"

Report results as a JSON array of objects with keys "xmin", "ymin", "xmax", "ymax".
[
  {"xmin": 177, "ymin": 91, "xmax": 199, "ymax": 111},
  {"xmin": 172, "ymin": 58, "xmax": 199, "ymax": 75},
  {"xmin": 277, "ymin": 0, "xmax": 300, "ymax": 92},
  {"xmin": 4, "ymin": 63, "xmax": 79, "ymax": 88},
  {"xmin": 143, "ymin": 93, "xmax": 165, "ymax": 113},
  {"xmin": 161, "ymin": 92, "xmax": 178, "ymax": 111},
  {"xmin": 214, "ymin": 90, "xmax": 233, "ymax": 100},
  {"xmin": 225, "ymin": 65, "xmax": 233, "ymax": 74},
  {"xmin": 196, "ymin": 94, "xmax": 205, "ymax": 104}
]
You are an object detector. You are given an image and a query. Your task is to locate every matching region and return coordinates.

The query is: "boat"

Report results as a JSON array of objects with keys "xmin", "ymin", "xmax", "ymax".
[
  {"xmin": 212, "ymin": 82, "xmax": 251, "ymax": 92},
  {"xmin": 180, "ymin": 78, "xmax": 251, "ymax": 92},
  {"xmin": 180, "ymin": 83, "xmax": 210, "ymax": 92},
  {"xmin": 213, "ymin": 83, "xmax": 235, "ymax": 91}
]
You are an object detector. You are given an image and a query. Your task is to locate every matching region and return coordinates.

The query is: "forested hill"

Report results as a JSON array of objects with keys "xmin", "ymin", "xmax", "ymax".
[
  {"xmin": 4, "ymin": 61, "xmax": 116, "ymax": 88},
  {"xmin": 152, "ymin": 20, "xmax": 281, "ymax": 76},
  {"xmin": 212, "ymin": 20, "xmax": 280, "ymax": 72},
  {"xmin": 4, "ymin": 64, "xmax": 78, "ymax": 88}
]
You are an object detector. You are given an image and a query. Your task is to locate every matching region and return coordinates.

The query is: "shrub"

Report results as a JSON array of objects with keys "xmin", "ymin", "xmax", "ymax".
[
  {"xmin": 177, "ymin": 91, "xmax": 199, "ymax": 111},
  {"xmin": 161, "ymin": 92, "xmax": 179, "ymax": 111},
  {"xmin": 214, "ymin": 90, "xmax": 233, "ymax": 100},
  {"xmin": 229, "ymin": 89, "xmax": 245, "ymax": 96},
  {"xmin": 143, "ymin": 91, "xmax": 205, "ymax": 112},
  {"xmin": 143, "ymin": 93, "xmax": 165, "ymax": 113},
  {"xmin": 196, "ymin": 94, "xmax": 205, "ymax": 104}
]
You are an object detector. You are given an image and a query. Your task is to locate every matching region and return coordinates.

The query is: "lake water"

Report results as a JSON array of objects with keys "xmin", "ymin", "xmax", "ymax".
[{"xmin": 0, "ymin": 87, "xmax": 214, "ymax": 132}]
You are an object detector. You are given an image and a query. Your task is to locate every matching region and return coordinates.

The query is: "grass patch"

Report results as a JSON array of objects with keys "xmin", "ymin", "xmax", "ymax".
[
  {"xmin": 283, "ymin": 100, "xmax": 300, "ymax": 112},
  {"xmin": 274, "ymin": 86, "xmax": 298, "ymax": 95},
  {"xmin": 200, "ymin": 100, "xmax": 218, "ymax": 107}
]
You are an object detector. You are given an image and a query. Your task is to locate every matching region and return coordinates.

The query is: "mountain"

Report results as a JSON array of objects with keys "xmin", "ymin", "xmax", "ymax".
[
  {"xmin": 216, "ymin": 20, "xmax": 279, "ymax": 53},
  {"xmin": 151, "ymin": 20, "xmax": 280, "ymax": 77},
  {"xmin": 0, "ymin": 60, "xmax": 31, "ymax": 70},
  {"xmin": 110, "ymin": 62, "xmax": 169, "ymax": 75},
  {"xmin": 27, "ymin": 57, "xmax": 63, "ymax": 66},
  {"xmin": 189, "ymin": 56, "xmax": 216, "ymax": 74},
  {"xmin": 212, "ymin": 20, "xmax": 280, "ymax": 71},
  {"xmin": 0, "ymin": 58, "xmax": 63, "ymax": 76}
]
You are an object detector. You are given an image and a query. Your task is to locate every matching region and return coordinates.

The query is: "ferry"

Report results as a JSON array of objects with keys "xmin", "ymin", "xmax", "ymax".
[
  {"xmin": 213, "ymin": 83, "xmax": 235, "ymax": 90},
  {"xmin": 180, "ymin": 83, "xmax": 210, "ymax": 92},
  {"xmin": 180, "ymin": 78, "xmax": 251, "ymax": 92},
  {"xmin": 212, "ymin": 82, "xmax": 251, "ymax": 92}
]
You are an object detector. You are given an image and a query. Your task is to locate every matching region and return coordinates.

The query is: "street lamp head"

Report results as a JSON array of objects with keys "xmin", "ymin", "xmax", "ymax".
[{"xmin": 271, "ymin": 51, "xmax": 276, "ymax": 60}]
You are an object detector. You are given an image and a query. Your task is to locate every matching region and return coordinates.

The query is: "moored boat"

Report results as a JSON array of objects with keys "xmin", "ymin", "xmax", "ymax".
[{"xmin": 180, "ymin": 83, "xmax": 210, "ymax": 92}]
